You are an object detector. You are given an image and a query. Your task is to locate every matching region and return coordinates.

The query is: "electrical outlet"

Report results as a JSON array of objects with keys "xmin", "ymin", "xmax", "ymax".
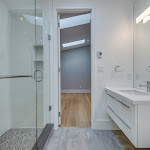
[{"xmin": 80, "ymin": 82, "xmax": 82, "ymax": 89}]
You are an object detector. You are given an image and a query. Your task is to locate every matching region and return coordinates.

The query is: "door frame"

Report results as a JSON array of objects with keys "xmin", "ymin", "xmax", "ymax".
[
  {"xmin": 57, "ymin": 13, "xmax": 61, "ymax": 125},
  {"xmin": 54, "ymin": 8, "xmax": 95, "ymax": 130}
]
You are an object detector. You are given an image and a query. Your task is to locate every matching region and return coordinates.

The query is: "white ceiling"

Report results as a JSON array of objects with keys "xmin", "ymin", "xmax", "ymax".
[{"xmin": 3, "ymin": 0, "xmax": 40, "ymax": 9}]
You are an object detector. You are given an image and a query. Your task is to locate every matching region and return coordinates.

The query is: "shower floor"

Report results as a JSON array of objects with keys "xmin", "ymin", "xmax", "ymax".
[{"xmin": 0, "ymin": 128, "xmax": 43, "ymax": 150}]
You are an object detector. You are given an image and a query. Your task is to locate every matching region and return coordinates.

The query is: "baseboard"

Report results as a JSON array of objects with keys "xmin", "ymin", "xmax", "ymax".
[
  {"xmin": 92, "ymin": 120, "xmax": 120, "ymax": 130},
  {"xmin": 61, "ymin": 89, "xmax": 91, "ymax": 93},
  {"xmin": 0, "ymin": 129, "xmax": 10, "ymax": 136}
]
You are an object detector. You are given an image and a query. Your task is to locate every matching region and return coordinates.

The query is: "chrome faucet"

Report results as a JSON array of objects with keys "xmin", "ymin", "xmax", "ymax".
[{"xmin": 139, "ymin": 81, "xmax": 150, "ymax": 92}]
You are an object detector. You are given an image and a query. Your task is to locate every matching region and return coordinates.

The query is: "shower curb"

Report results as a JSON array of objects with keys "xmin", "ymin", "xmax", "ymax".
[{"xmin": 32, "ymin": 124, "xmax": 54, "ymax": 150}]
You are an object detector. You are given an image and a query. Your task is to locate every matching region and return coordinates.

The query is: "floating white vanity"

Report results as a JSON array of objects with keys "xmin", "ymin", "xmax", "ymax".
[{"xmin": 105, "ymin": 87, "xmax": 150, "ymax": 148}]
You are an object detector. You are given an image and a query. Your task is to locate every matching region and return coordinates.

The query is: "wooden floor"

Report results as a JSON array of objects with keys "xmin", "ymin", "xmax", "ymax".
[{"xmin": 61, "ymin": 93, "xmax": 91, "ymax": 127}]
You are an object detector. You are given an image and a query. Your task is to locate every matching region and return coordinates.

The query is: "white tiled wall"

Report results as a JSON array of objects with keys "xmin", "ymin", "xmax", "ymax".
[{"xmin": 0, "ymin": 0, "xmax": 11, "ymax": 135}]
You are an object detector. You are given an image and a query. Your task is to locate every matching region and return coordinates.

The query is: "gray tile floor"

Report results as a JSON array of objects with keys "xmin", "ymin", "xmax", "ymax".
[{"xmin": 46, "ymin": 127, "xmax": 136, "ymax": 150}]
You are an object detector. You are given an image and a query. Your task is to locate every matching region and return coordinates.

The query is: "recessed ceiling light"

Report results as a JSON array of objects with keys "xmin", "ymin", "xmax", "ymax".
[
  {"xmin": 20, "ymin": 18, "xmax": 23, "ymax": 21},
  {"xmin": 62, "ymin": 39, "xmax": 85, "ymax": 48}
]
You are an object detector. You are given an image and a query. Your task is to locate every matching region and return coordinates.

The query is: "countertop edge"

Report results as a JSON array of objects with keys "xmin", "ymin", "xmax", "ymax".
[{"xmin": 105, "ymin": 87, "xmax": 150, "ymax": 105}]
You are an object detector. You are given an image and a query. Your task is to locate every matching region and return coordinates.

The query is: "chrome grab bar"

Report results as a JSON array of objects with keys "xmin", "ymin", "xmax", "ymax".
[
  {"xmin": 108, "ymin": 106, "xmax": 131, "ymax": 129},
  {"xmin": 0, "ymin": 75, "xmax": 32, "ymax": 79},
  {"xmin": 34, "ymin": 70, "xmax": 43, "ymax": 82},
  {"xmin": 107, "ymin": 94, "xmax": 131, "ymax": 108}
]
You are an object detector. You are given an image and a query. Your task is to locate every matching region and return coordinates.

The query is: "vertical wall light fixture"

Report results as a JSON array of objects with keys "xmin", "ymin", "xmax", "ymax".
[{"xmin": 136, "ymin": 6, "xmax": 150, "ymax": 24}]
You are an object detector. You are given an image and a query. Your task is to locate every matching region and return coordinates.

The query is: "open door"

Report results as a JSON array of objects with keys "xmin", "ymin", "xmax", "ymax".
[{"xmin": 58, "ymin": 14, "xmax": 61, "ymax": 126}]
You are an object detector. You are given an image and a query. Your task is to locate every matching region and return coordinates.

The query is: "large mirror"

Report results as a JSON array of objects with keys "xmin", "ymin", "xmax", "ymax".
[{"xmin": 134, "ymin": 0, "xmax": 150, "ymax": 91}]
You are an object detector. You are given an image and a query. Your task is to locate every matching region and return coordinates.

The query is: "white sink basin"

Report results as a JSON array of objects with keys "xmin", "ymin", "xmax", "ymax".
[{"xmin": 120, "ymin": 90, "xmax": 149, "ymax": 95}]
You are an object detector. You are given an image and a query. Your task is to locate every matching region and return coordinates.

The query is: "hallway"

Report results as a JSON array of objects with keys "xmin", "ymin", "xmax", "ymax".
[{"xmin": 61, "ymin": 93, "xmax": 91, "ymax": 127}]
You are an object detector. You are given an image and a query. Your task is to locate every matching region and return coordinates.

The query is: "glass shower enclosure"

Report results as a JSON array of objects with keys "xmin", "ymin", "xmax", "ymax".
[{"xmin": 0, "ymin": 0, "xmax": 51, "ymax": 149}]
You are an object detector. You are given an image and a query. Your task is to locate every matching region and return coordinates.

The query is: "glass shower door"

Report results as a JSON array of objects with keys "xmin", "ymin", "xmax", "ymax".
[
  {"xmin": 0, "ymin": 0, "xmax": 50, "ymax": 149},
  {"xmin": 0, "ymin": 0, "xmax": 37, "ymax": 149},
  {"xmin": 34, "ymin": 0, "xmax": 51, "ymax": 149}
]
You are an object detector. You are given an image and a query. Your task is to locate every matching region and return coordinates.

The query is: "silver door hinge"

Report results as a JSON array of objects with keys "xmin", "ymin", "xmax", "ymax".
[
  {"xmin": 58, "ymin": 22, "xmax": 60, "ymax": 28},
  {"xmin": 58, "ymin": 68, "xmax": 61, "ymax": 72},
  {"xmin": 59, "ymin": 112, "xmax": 61, "ymax": 117},
  {"xmin": 49, "ymin": 106, "xmax": 52, "ymax": 111},
  {"xmin": 48, "ymin": 34, "xmax": 51, "ymax": 40}
]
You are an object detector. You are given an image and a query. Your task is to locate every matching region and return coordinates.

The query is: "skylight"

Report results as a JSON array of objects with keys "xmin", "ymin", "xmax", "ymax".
[
  {"xmin": 62, "ymin": 39, "xmax": 85, "ymax": 48},
  {"xmin": 23, "ymin": 14, "xmax": 43, "ymax": 26},
  {"xmin": 60, "ymin": 13, "xmax": 91, "ymax": 29}
]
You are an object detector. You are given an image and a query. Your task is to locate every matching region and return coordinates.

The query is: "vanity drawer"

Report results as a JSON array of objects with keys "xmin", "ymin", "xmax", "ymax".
[
  {"xmin": 107, "ymin": 94, "xmax": 136, "ymax": 125},
  {"xmin": 107, "ymin": 106, "xmax": 137, "ymax": 147}
]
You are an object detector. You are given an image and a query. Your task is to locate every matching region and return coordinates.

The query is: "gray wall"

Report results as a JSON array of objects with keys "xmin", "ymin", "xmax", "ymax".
[{"xmin": 61, "ymin": 46, "xmax": 91, "ymax": 91}]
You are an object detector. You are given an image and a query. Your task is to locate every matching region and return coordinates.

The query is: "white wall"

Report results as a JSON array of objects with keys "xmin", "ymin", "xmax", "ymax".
[
  {"xmin": 9, "ymin": 12, "xmax": 36, "ymax": 128},
  {"xmin": 48, "ymin": 0, "xmax": 133, "ymax": 130},
  {"xmin": 9, "ymin": 11, "xmax": 45, "ymax": 128},
  {"xmin": 0, "ymin": 0, "xmax": 11, "ymax": 135},
  {"xmin": 134, "ymin": 0, "xmax": 150, "ymax": 91},
  {"xmin": 10, "ymin": 9, "xmax": 51, "ymax": 128},
  {"xmin": 61, "ymin": 46, "xmax": 91, "ymax": 93},
  {"xmin": 0, "ymin": 0, "xmax": 51, "ymax": 134},
  {"xmin": 0, "ymin": 0, "xmax": 134, "ymax": 131}
]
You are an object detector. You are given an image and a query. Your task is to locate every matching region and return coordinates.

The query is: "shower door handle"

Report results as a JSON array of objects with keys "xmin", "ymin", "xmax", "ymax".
[{"xmin": 34, "ymin": 70, "xmax": 43, "ymax": 82}]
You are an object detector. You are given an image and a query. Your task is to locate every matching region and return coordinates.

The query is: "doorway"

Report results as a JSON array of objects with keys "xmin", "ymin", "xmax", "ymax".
[{"xmin": 58, "ymin": 12, "xmax": 92, "ymax": 127}]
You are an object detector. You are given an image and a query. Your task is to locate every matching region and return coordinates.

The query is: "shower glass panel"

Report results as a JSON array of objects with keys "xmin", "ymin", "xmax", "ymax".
[
  {"xmin": 35, "ymin": 0, "xmax": 51, "ymax": 144},
  {"xmin": 0, "ymin": 0, "xmax": 50, "ymax": 149}
]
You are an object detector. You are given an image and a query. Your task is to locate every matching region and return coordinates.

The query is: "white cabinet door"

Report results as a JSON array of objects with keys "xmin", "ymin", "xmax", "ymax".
[{"xmin": 138, "ymin": 105, "xmax": 150, "ymax": 148}]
